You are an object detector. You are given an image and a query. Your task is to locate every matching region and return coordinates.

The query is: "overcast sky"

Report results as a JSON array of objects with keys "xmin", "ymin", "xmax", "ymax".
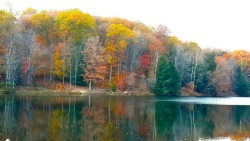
[{"xmin": 0, "ymin": 0, "xmax": 249, "ymax": 51}]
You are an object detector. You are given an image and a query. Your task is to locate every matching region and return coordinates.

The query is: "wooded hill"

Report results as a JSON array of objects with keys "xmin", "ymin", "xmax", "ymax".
[{"xmin": 0, "ymin": 8, "xmax": 249, "ymax": 96}]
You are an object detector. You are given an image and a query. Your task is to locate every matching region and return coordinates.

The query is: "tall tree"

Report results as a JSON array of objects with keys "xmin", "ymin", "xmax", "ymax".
[
  {"xmin": 53, "ymin": 45, "xmax": 64, "ymax": 79},
  {"xmin": 170, "ymin": 40, "xmax": 202, "ymax": 91},
  {"xmin": 105, "ymin": 23, "xmax": 136, "ymax": 88},
  {"xmin": 140, "ymin": 53, "xmax": 151, "ymax": 78},
  {"xmin": 30, "ymin": 11, "xmax": 58, "ymax": 82},
  {"xmin": 57, "ymin": 9, "xmax": 96, "ymax": 87},
  {"xmin": 19, "ymin": 8, "xmax": 37, "ymax": 86},
  {"xmin": 211, "ymin": 53, "xmax": 237, "ymax": 94},
  {"xmin": 194, "ymin": 50, "xmax": 218, "ymax": 95},
  {"xmin": 0, "ymin": 10, "xmax": 19, "ymax": 88},
  {"xmin": 154, "ymin": 56, "xmax": 180, "ymax": 96},
  {"xmin": 232, "ymin": 50, "xmax": 250, "ymax": 80},
  {"xmin": 233, "ymin": 67, "xmax": 249, "ymax": 97},
  {"xmin": 150, "ymin": 25, "xmax": 170, "ymax": 79},
  {"xmin": 83, "ymin": 37, "xmax": 107, "ymax": 91}
]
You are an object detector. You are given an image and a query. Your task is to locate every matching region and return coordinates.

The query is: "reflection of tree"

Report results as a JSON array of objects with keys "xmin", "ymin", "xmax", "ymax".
[
  {"xmin": 3, "ymin": 96, "xmax": 16, "ymax": 137},
  {"xmin": 8, "ymin": 96, "xmax": 250, "ymax": 140},
  {"xmin": 81, "ymin": 98, "xmax": 122, "ymax": 141},
  {"xmin": 19, "ymin": 97, "xmax": 33, "ymax": 130},
  {"xmin": 234, "ymin": 106, "xmax": 250, "ymax": 131},
  {"xmin": 155, "ymin": 102, "xmax": 177, "ymax": 140},
  {"xmin": 21, "ymin": 97, "xmax": 83, "ymax": 141},
  {"xmin": 51, "ymin": 109, "xmax": 62, "ymax": 141},
  {"xmin": 191, "ymin": 105, "xmax": 214, "ymax": 138},
  {"xmin": 61, "ymin": 97, "xmax": 82, "ymax": 141},
  {"xmin": 211, "ymin": 106, "xmax": 236, "ymax": 136},
  {"xmin": 171, "ymin": 104, "xmax": 215, "ymax": 140}
]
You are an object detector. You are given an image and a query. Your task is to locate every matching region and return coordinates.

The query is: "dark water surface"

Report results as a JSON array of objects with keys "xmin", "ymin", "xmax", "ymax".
[{"xmin": 0, "ymin": 95, "xmax": 250, "ymax": 141}]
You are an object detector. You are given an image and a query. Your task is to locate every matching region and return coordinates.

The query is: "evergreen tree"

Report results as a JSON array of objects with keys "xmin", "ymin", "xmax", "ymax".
[
  {"xmin": 154, "ymin": 56, "xmax": 180, "ymax": 96},
  {"xmin": 233, "ymin": 67, "xmax": 249, "ymax": 97}
]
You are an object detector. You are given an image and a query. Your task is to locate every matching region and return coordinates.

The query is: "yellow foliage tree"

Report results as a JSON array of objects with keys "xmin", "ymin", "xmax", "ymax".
[
  {"xmin": 30, "ymin": 11, "xmax": 59, "ymax": 81},
  {"xmin": 232, "ymin": 50, "xmax": 250, "ymax": 76},
  {"xmin": 105, "ymin": 23, "xmax": 136, "ymax": 87},
  {"xmin": 57, "ymin": 9, "xmax": 96, "ymax": 43},
  {"xmin": 30, "ymin": 11, "xmax": 58, "ymax": 46},
  {"xmin": 53, "ymin": 45, "xmax": 64, "ymax": 79},
  {"xmin": 57, "ymin": 9, "xmax": 96, "ymax": 87}
]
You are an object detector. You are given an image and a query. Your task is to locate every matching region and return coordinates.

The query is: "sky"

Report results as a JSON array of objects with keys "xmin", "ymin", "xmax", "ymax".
[{"xmin": 0, "ymin": 0, "xmax": 249, "ymax": 51}]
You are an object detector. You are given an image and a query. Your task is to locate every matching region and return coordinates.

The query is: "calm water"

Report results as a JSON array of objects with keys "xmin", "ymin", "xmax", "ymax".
[{"xmin": 1, "ymin": 95, "xmax": 250, "ymax": 141}]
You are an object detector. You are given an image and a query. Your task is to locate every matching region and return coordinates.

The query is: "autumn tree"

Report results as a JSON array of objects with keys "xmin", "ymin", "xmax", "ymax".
[
  {"xmin": 21, "ymin": 7, "xmax": 37, "ymax": 16},
  {"xmin": 83, "ymin": 37, "xmax": 107, "ymax": 91},
  {"xmin": 140, "ymin": 53, "xmax": 151, "ymax": 78},
  {"xmin": 150, "ymin": 25, "xmax": 170, "ymax": 79},
  {"xmin": 19, "ymin": 8, "xmax": 37, "ymax": 86},
  {"xmin": 169, "ymin": 37, "xmax": 209, "ymax": 94},
  {"xmin": 194, "ymin": 49, "xmax": 218, "ymax": 95},
  {"xmin": 130, "ymin": 24, "xmax": 154, "ymax": 90},
  {"xmin": 232, "ymin": 50, "xmax": 250, "ymax": 80},
  {"xmin": 57, "ymin": 9, "xmax": 96, "ymax": 87},
  {"xmin": 97, "ymin": 22, "xmax": 109, "ymax": 46},
  {"xmin": 105, "ymin": 23, "xmax": 136, "ymax": 89},
  {"xmin": 232, "ymin": 50, "xmax": 250, "ymax": 96},
  {"xmin": 211, "ymin": 53, "xmax": 237, "ymax": 95},
  {"xmin": 30, "ymin": 11, "xmax": 58, "ymax": 82},
  {"xmin": 117, "ymin": 74, "xmax": 127, "ymax": 91},
  {"xmin": 0, "ymin": 9, "xmax": 19, "ymax": 88},
  {"xmin": 53, "ymin": 45, "xmax": 64, "ymax": 79},
  {"xmin": 124, "ymin": 34, "xmax": 148, "ymax": 90}
]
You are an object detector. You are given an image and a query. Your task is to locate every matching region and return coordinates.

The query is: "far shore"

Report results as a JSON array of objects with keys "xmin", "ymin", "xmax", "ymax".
[
  {"xmin": 0, "ymin": 86, "xmax": 154, "ymax": 96},
  {"xmin": 0, "ymin": 86, "xmax": 238, "ymax": 97}
]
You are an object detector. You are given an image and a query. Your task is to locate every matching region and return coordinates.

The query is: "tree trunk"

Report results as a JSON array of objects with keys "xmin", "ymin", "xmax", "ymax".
[
  {"xmin": 154, "ymin": 49, "xmax": 159, "ymax": 80},
  {"xmin": 74, "ymin": 51, "xmax": 80, "ymax": 88},
  {"xmin": 27, "ymin": 56, "xmax": 31, "ymax": 86},
  {"xmin": 88, "ymin": 79, "xmax": 92, "ymax": 91},
  {"xmin": 180, "ymin": 65, "xmax": 184, "ymax": 86},
  {"xmin": 62, "ymin": 59, "xmax": 65, "ymax": 85},
  {"xmin": 118, "ymin": 61, "xmax": 120, "ymax": 81},
  {"xmin": 70, "ymin": 60, "xmax": 72, "ymax": 89},
  {"xmin": 109, "ymin": 64, "xmax": 113, "ymax": 86},
  {"xmin": 88, "ymin": 95, "xmax": 91, "ymax": 108},
  {"xmin": 108, "ymin": 98, "xmax": 111, "ymax": 123},
  {"xmin": 193, "ymin": 51, "xmax": 198, "ymax": 84}
]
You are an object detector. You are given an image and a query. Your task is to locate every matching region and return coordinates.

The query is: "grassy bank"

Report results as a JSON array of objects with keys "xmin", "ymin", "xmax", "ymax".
[
  {"xmin": 0, "ymin": 86, "xmax": 154, "ymax": 96},
  {"xmin": 0, "ymin": 87, "xmax": 202, "ymax": 97}
]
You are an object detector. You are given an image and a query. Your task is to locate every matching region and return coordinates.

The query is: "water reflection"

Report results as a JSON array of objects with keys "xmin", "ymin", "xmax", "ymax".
[{"xmin": 0, "ymin": 95, "xmax": 250, "ymax": 141}]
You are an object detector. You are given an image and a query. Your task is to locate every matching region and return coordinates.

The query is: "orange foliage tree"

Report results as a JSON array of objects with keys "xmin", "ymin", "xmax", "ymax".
[
  {"xmin": 211, "ymin": 53, "xmax": 237, "ymax": 94},
  {"xmin": 83, "ymin": 37, "xmax": 108, "ymax": 91},
  {"xmin": 117, "ymin": 74, "xmax": 127, "ymax": 91},
  {"xmin": 53, "ymin": 44, "xmax": 65, "ymax": 80},
  {"xmin": 30, "ymin": 11, "xmax": 59, "ymax": 81},
  {"xmin": 232, "ymin": 50, "xmax": 250, "ymax": 77}
]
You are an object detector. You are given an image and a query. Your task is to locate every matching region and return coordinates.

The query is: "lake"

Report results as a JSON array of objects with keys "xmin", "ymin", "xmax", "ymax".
[{"xmin": 0, "ymin": 95, "xmax": 250, "ymax": 141}]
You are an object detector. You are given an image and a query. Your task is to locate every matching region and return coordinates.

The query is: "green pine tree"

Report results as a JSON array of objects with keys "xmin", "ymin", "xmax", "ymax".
[
  {"xmin": 233, "ymin": 67, "xmax": 249, "ymax": 97},
  {"xmin": 154, "ymin": 56, "xmax": 180, "ymax": 96}
]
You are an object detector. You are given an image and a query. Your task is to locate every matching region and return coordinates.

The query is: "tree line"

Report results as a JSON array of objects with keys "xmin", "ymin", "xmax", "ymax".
[{"xmin": 0, "ymin": 8, "xmax": 249, "ymax": 96}]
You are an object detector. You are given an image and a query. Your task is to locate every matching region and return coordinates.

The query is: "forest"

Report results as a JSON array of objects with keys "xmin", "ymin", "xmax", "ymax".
[{"xmin": 0, "ymin": 8, "xmax": 249, "ymax": 96}]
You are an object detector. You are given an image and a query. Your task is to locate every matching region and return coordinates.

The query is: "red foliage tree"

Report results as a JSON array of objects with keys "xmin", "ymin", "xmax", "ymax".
[
  {"xmin": 140, "ymin": 53, "xmax": 151, "ymax": 78},
  {"xmin": 117, "ymin": 74, "xmax": 127, "ymax": 91},
  {"xmin": 140, "ymin": 53, "xmax": 151, "ymax": 69}
]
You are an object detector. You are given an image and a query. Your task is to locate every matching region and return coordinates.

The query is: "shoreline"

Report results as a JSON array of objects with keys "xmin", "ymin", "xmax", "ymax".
[
  {"xmin": 0, "ymin": 87, "xmax": 238, "ymax": 97},
  {"xmin": 0, "ymin": 87, "xmax": 154, "ymax": 97}
]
